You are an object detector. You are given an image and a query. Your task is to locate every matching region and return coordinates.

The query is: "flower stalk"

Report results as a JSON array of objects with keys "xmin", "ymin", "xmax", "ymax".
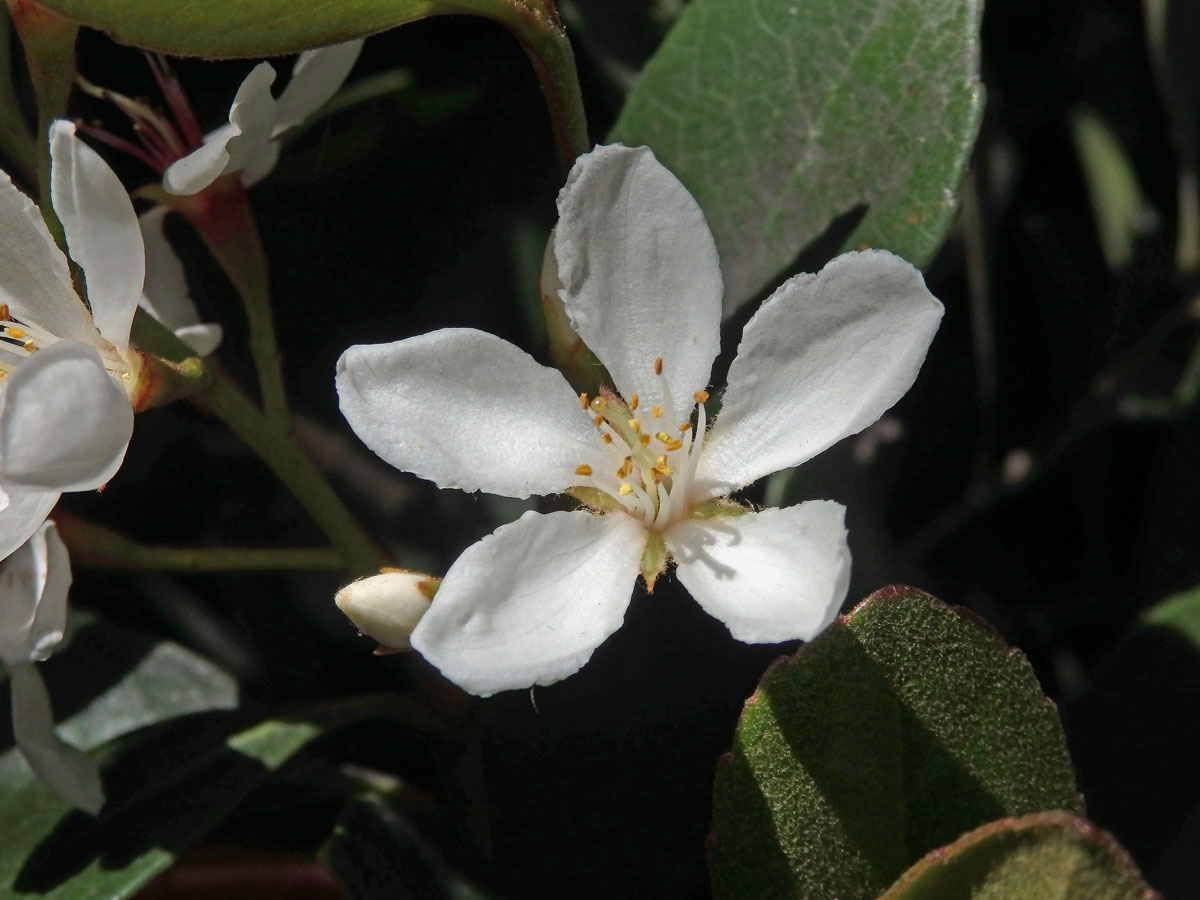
[
  {"xmin": 140, "ymin": 179, "xmax": 291, "ymax": 427},
  {"xmin": 53, "ymin": 511, "xmax": 343, "ymax": 572}
]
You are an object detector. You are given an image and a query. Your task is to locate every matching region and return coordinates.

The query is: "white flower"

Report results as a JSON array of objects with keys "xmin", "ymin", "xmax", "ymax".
[
  {"xmin": 0, "ymin": 521, "xmax": 104, "ymax": 813},
  {"xmin": 0, "ymin": 120, "xmax": 150, "ymax": 561},
  {"xmin": 336, "ymin": 144, "xmax": 944, "ymax": 697},
  {"xmin": 162, "ymin": 40, "xmax": 364, "ymax": 196}
]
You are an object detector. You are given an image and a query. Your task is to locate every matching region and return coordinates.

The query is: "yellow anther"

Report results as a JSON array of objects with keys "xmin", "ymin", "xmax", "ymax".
[
  {"xmin": 579, "ymin": 392, "xmax": 589, "ymax": 410},
  {"xmin": 664, "ymin": 438, "xmax": 683, "ymax": 452},
  {"xmin": 651, "ymin": 405, "xmax": 663, "ymax": 418},
  {"xmin": 655, "ymin": 431, "xmax": 672, "ymax": 445},
  {"xmin": 694, "ymin": 390, "xmax": 710, "ymax": 403},
  {"xmin": 574, "ymin": 464, "xmax": 593, "ymax": 476},
  {"xmin": 679, "ymin": 422, "xmax": 692, "ymax": 432},
  {"xmin": 600, "ymin": 432, "xmax": 613, "ymax": 444},
  {"xmin": 654, "ymin": 461, "xmax": 673, "ymax": 478},
  {"xmin": 5, "ymin": 327, "xmax": 25, "ymax": 339},
  {"xmin": 656, "ymin": 454, "xmax": 669, "ymax": 468},
  {"xmin": 23, "ymin": 339, "xmax": 36, "ymax": 352},
  {"xmin": 639, "ymin": 434, "xmax": 651, "ymax": 447},
  {"xmin": 629, "ymin": 418, "xmax": 641, "ymax": 433},
  {"xmin": 654, "ymin": 357, "xmax": 663, "ymax": 375},
  {"xmin": 619, "ymin": 482, "xmax": 633, "ymax": 496},
  {"xmin": 593, "ymin": 415, "xmax": 604, "ymax": 427},
  {"xmin": 629, "ymin": 393, "xmax": 639, "ymax": 411},
  {"xmin": 617, "ymin": 457, "xmax": 633, "ymax": 479},
  {"xmin": 0, "ymin": 303, "xmax": 9, "ymax": 320}
]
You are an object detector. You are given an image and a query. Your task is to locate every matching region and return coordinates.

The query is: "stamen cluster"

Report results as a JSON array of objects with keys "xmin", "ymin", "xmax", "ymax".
[
  {"xmin": 0, "ymin": 304, "xmax": 49, "ymax": 376},
  {"xmin": 573, "ymin": 357, "xmax": 709, "ymax": 530}
]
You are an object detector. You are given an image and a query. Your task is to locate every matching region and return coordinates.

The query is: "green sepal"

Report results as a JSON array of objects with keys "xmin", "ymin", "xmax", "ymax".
[{"xmin": 640, "ymin": 533, "xmax": 668, "ymax": 591}]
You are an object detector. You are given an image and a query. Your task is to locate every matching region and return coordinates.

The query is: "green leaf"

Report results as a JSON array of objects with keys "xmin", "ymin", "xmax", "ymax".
[
  {"xmin": 1069, "ymin": 107, "xmax": 1152, "ymax": 270},
  {"xmin": 877, "ymin": 811, "xmax": 1161, "ymax": 900},
  {"xmin": 0, "ymin": 620, "xmax": 434, "ymax": 900},
  {"xmin": 709, "ymin": 586, "xmax": 1081, "ymax": 900},
  {"xmin": 1139, "ymin": 582, "xmax": 1200, "ymax": 647},
  {"xmin": 321, "ymin": 782, "xmax": 494, "ymax": 900},
  {"xmin": 0, "ymin": 715, "xmax": 319, "ymax": 899},
  {"xmin": 0, "ymin": 620, "xmax": 325, "ymax": 899},
  {"xmin": 610, "ymin": 0, "xmax": 983, "ymax": 315},
  {"xmin": 33, "ymin": 0, "xmax": 552, "ymax": 56},
  {"xmin": 29, "ymin": 617, "xmax": 239, "ymax": 750}
]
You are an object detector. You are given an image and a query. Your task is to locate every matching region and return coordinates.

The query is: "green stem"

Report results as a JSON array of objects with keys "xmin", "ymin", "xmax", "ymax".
[
  {"xmin": 55, "ymin": 511, "xmax": 342, "ymax": 572},
  {"xmin": 131, "ymin": 311, "xmax": 385, "ymax": 575},
  {"xmin": 485, "ymin": 1, "xmax": 589, "ymax": 174},
  {"xmin": 517, "ymin": 22, "xmax": 589, "ymax": 173},
  {"xmin": 160, "ymin": 179, "xmax": 292, "ymax": 427},
  {"xmin": 7, "ymin": 0, "xmax": 77, "ymax": 240}
]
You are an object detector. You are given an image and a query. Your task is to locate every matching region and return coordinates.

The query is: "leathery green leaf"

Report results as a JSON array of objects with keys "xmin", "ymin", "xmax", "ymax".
[
  {"xmin": 31, "ymin": 0, "xmax": 555, "ymax": 57},
  {"xmin": 709, "ymin": 586, "xmax": 1081, "ymax": 900},
  {"xmin": 611, "ymin": 0, "xmax": 983, "ymax": 315},
  {"xmin": 877, "ymin": 811, "xmax": 1160, "ymax": 900}
]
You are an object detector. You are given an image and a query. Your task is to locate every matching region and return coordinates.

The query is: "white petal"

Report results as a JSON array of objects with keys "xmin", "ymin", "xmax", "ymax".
[
  {"xmin": 411, "ymin": 509, "xmax": 645, "ymax": 696},
  {"xmin": 0, "ymin": 487, "xmax": 58, "ymax": 565},
  {"xmin": 163, "ymin": 126, "xmax": 233, "ymax": 195},
  {"xmin": 695, "ymin": 251, "xmax": 944, "ymax": 498},
  {"xmin": 137, "ymin": 208, "xmax": 221, "ymax": 356},
  {"xmin": 0, "ymin": 341, "xmax": 133, "ymax": 492},
  {"xmin": 49, "ymin": 120, "xmax": 145, "ymax": 350},
  {"xmin": 336, "ymin": 329, "xmax": 607, "ymax": 499},
  {"xmin": 238, "ymin": 138, "xmax": 281, "ymax": 189},
  {"xmin": 30, "ymin": 521, "xmax": 70, "ymax": 657},
  {"xmin": 554, "ymin": 144, "xmax": 722, "ymax": 414},
  {"xmin": 172, "ymin": 323, "xmax": 224, "ymax": 357},
  {"xmin": 9, "ymin": 664, "xmax": 104, "ymax": 814},
  {"xmin": 0, "ymin": 520, "xmax": 70, "ymax": 666},
  {"xmin": 163, "ymin": 63, "xmax": 277, "ymax": 195},
  {"xmin": 335, "ymin": 570, "xmax": 431, "ymax": 651},
  {"xmin": 273, "ymin": 40, "xmax": 364, "ymax": 134},
  {"xmin": 667, "ymin": 501, "xmax": 851, "ymax": 644},
  {"xmin": 137, "ymin": 208, "xmax": 192, "ymax": 330},
  {"xmin": 0, "ymin": 168, "xmax": 94, "ymax": 345}
]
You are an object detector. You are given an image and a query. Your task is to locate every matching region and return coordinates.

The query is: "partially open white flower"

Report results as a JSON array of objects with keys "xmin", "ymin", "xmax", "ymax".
[
  {"xmin": 0, "ymin": 521, "xmax": 103, "ymax": 813},
  {"xmin": 163, "ymin": 41, "xmax": 364, "ymax": 196},
  {"xmin": 0, "ymin": 120, "xmax": 151, "ymax": 560},
  {"xmin": 336, "ymin": 144, "xmax": 944, "ymax": 697}
]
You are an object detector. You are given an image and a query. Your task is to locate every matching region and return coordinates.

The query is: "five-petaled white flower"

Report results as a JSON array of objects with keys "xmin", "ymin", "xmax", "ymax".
[
  {"xmin": 0, "ymin": 120, "xmax": 153, "ymax": 560},
  {"xmin": 162, "ymin": 41, "xmax": 364, "ymax": 196},
  {"xmin": 336, "ymin": 144, "xmax": 944, "ymax": 697},
  {"xmin": 0, "ymin": 521, "xmax": 103, "ymax": 813}
]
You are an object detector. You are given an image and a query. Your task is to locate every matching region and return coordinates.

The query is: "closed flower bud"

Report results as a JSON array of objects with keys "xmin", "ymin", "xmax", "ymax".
[{"xmin": 335, "ymin": 569, "xmax": 438, "ymax": 653}]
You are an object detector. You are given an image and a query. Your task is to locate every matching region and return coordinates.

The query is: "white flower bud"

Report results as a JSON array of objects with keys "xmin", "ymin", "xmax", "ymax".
[{"xmin": 335, "ymin": 570, "xmax": 436, "ymax": 652}]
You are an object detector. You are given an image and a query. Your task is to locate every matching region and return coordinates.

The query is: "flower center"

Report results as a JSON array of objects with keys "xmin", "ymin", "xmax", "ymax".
[{"xmin": 572, "ymin": 357, "xmax": 709, "ymax": 531}]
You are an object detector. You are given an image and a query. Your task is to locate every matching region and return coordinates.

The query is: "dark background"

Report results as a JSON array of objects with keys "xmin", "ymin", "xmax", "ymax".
[{"xmin": 33, "ymin": 0, "xmax": 1200, "ymax": 896}]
